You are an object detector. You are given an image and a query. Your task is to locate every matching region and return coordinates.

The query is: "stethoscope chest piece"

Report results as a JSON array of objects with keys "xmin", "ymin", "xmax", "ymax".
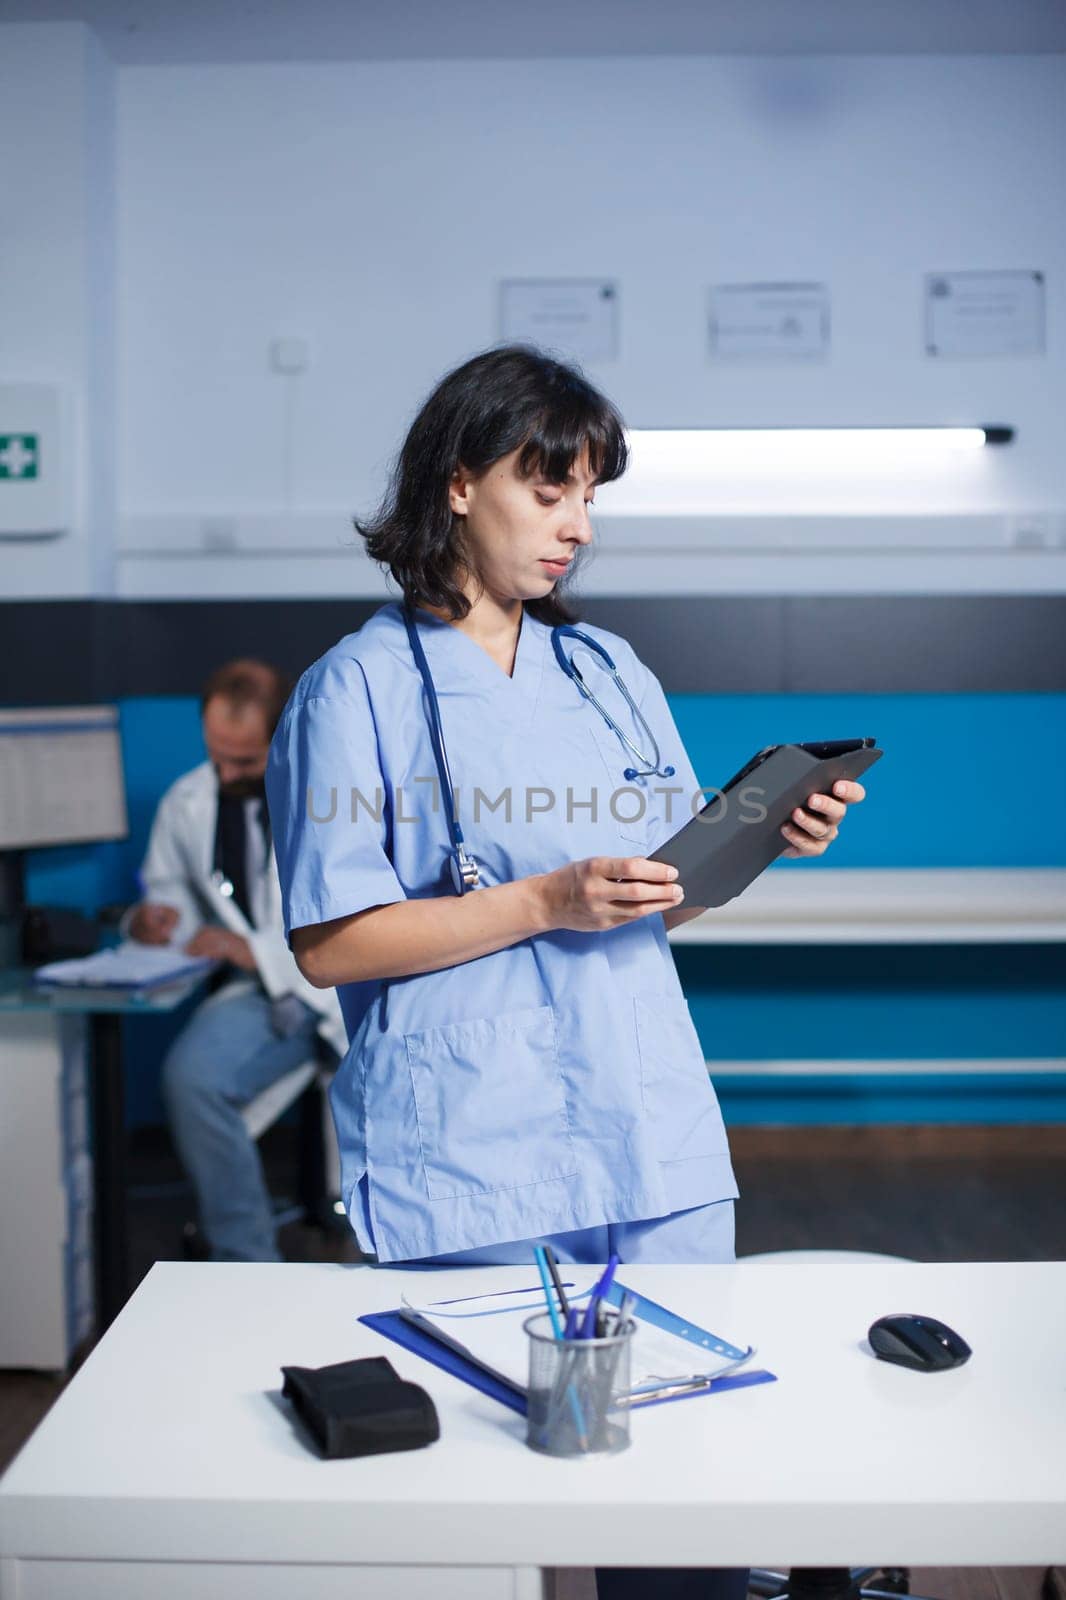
[{"xmin": 450, "ymin": 849, "xmax": 480, "ymax": 895}]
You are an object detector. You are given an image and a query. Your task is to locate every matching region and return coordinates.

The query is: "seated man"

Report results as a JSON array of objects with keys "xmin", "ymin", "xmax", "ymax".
[{"xmin": 128, "ymin": 659, "xmax": 346, "ymax": 1262}]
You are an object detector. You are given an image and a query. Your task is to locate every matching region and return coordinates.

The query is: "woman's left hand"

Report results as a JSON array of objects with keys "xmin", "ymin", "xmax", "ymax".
[{"xmin": 780, "ymin": 778, "xmax": 866, "ymax": 858}]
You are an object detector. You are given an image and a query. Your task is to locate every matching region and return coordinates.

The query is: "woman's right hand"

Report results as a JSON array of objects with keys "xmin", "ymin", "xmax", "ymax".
[{"xmin": 536, "ymin": 856, "xmax": 684, "ymax": 933}]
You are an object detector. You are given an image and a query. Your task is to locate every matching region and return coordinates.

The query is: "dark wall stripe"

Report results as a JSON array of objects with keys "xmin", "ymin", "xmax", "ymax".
[{"xmin": 2, "ymin": 595, "xmax": 1065, "ymax": 703}]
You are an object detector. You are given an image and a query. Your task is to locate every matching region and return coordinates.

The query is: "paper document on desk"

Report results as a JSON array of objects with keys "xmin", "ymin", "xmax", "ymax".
[
  {"xmin": 33, "ymin": 942, "xmax": 216, "ymax": 990},
  {"xmin": 399, "ymin": 1279, "xmax": 755, "ymax": 1397}
]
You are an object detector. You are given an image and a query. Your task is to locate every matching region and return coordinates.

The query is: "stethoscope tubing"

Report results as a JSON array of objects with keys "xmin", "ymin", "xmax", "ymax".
[
  {"xmin": 403, "ymin": 606, "xmax": 480, "ymax": 893},
  {"xmin": 403, "ymin": 606, "xmax": 674, "ymax": 895},
  {"xmin": 551, "ymin": 626, "xmax": 675, "ymax": 784}
]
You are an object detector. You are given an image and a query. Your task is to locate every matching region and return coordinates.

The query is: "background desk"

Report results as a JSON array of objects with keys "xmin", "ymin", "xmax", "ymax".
[
  {"xmin": 0, "ymin": 972, "xmax": 204, "ymax": 1366},
  {"xmin": 1, "ymin": 1260, "xmax": 1063, "ymax": 1598}
]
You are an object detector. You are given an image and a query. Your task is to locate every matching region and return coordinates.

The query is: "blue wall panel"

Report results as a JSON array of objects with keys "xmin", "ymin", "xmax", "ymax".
[
  {"xmin": 22, "ymin": 692, "xmax": 1066, "ymax": 1128},
  {"xmin": 676, "ymin": 945, "xmax": 1066, "ymax": 1064},
  {"xmin": 716, "ymin": 1072, "xmax": 1066, "ymax": 1125},
  {"xmin": 671, "ymin": 693, "xmax": 1066, "ymax": 868}
]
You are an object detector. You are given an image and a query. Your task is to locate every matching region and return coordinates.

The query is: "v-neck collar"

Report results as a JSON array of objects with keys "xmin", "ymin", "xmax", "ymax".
[{"xmin": 404, "ymin": 604, "xmax": 546, "ymax": 711}]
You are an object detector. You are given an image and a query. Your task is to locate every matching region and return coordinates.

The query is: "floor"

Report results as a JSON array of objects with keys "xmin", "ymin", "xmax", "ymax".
[{"xmin": 2, "ymin": 1122, "xmax": 1064, "ymax": 1599}]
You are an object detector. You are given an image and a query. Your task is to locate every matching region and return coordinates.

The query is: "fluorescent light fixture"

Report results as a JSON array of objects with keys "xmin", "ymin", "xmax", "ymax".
[
  {"xmin": 594, "ymin": 425, "xmax": 1016, "ymax": 515},
  {"xmin": 625, "ymin": 425, "xmax": 1012, "ymax": 469}
]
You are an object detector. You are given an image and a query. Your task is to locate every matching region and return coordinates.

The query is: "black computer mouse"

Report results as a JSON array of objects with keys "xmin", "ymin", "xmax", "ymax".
[{"xmin": 868, "ymin": 1313, "xmax": 972, "ymax": 1372}]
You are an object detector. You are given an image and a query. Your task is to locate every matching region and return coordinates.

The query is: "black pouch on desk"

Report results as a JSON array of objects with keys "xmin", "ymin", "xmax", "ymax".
[{"xmin": 281, "ymin": 1356, "xmax": 440, "ymax": 1458}]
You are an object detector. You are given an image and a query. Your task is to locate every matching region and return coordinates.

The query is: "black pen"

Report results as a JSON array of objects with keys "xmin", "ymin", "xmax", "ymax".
[{"xmin": 542, "ymin": 1245, "xmax": 570, "ymax": 1322}]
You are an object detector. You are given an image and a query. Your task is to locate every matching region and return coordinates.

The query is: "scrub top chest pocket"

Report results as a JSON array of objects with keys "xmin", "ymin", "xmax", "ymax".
[{"xmin": 405, "ymin": 1004, "xmax": 579, "ymax": 1200}]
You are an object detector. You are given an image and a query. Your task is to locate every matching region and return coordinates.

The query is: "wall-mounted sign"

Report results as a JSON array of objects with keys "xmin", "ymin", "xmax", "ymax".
[
  {"xmin": 500, "ymin": 278, "xmax": 618, "ymax": 363},
  {"xmin": 0, "ymin": 435, "xmax": 39, "ymax": 480},
  {"xmin": 709, "ymin": 282, "xmax": 830, "ymax": 361},
  {"xmin": 0, "ymin": 388, "xmax": 65, "ymax": 538},
  {"xmin": 925, "ymin": 270, "xmax": 1045, "ymax": 359}
]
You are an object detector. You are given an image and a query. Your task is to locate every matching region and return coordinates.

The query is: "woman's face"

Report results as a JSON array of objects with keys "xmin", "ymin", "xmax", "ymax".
[{"xmin": 448, "ymin": 445, "xmax": 597, "ymax": 606}]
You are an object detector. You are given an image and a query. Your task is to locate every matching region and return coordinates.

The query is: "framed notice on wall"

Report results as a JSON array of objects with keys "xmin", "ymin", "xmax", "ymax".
[
  {"xmin": 708, "ymin": 282, "xmax": 830, "ymax": 362},
  {"xmin": 925, "ymin": 270, "xmax": 1045, "ymax": 358},
  {"xmin": 499, "ymin": 279, "xmax": 619, "ymax": 363}
]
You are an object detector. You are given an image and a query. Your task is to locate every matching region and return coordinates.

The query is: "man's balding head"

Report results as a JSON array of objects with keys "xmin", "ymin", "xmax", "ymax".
[{"xmin": 200, "ymin": 659, "xmax": 291, "ymax": 797}]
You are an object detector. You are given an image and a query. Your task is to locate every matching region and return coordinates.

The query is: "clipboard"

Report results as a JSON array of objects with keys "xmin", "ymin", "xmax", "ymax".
[
  {"xmin": 360, "ymin": 1309, "xmax": 777, "ymax": 1415},
  {"xmin": 32, "ymin": 943, "xmax": 216, "ymax": 991},
  {"xmin": 650, "ymin": 736, "xmax": 883, "ymax": 908}
]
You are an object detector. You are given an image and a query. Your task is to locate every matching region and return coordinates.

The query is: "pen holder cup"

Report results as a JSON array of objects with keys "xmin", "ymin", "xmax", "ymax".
[{"xmin": 524, "ymin": 1311, "xmax": 634, "ymax": 1458}]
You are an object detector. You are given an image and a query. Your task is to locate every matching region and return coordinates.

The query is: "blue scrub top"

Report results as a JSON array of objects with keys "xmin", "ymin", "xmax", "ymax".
[{"xmin": 266, "ymin": 601, "xmax": 737, "ymax": 1261}]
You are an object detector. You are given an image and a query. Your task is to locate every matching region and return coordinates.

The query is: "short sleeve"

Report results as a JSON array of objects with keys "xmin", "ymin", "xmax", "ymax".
[{"xmin": 266, "ymin": 664, "xmax": 406, "ymax": 940}]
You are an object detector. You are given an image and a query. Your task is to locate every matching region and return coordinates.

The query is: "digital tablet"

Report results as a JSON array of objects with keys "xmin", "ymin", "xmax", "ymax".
[{"xmin": 649, "ymin": 737, "xmax": 883, "ymax": 908}]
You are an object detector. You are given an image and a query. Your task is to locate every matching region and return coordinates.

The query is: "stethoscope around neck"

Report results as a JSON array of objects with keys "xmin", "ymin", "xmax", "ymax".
[
  {"xmin": 551, "ymin": 626, "xmax": 675, "ymax": 785},
  {"xmin": 403, "ymin": 605, "xmax": 674, "ymax": 896}
]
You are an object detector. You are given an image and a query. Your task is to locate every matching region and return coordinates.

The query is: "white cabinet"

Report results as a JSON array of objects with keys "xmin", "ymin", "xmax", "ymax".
[{"xmin": 0, "ymin": 1012, "xmax": 93, "ymax": 1369}]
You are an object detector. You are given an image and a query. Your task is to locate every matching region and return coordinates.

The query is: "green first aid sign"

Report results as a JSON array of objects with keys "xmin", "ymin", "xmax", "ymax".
[{"xmin": 0, "ymin": 435, "xmax": 39, "ymax": 479}]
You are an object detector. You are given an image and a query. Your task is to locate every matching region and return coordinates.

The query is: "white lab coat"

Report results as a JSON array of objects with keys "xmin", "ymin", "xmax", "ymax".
[{"xmin": 134, "ymin": 760, "xmax": 347, "ymax": 1057}]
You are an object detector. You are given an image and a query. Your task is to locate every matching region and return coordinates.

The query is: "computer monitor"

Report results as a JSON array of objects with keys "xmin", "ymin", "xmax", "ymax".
[
  {"xmin": 0, "ymin": 707, "xmax": 128, "ymax": 965},
  {"xmin": 0, "ymin": 706, "xmax": 128, "ymax": 849}
]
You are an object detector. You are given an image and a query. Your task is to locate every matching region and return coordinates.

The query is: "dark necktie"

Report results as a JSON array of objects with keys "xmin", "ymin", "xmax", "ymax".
[{"xmin": 217, "ymin": 793, "xmax": 253, "ymax": 925}]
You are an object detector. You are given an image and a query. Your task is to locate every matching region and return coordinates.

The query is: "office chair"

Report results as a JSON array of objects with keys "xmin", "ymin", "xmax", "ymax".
[{"xmin": 741, "ymin": 1252, "xmax": 941, "ymax": 1600}]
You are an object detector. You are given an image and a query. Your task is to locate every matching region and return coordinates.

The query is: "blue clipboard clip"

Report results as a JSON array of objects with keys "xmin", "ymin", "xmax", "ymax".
[{"xmin": 604, "ymin": 1279, "xmax": 755, "ymax": 1369}]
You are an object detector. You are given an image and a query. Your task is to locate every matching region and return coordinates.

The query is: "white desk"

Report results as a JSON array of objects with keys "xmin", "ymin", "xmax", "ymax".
[{"xmin": 2, "ymin": 1261, "xmax": 1064, "ymax": 1599}]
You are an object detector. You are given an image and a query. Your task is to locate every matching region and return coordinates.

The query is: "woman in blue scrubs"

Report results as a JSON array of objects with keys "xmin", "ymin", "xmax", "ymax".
[{"xmin": 267, "ymin": 345, "xmax": 864, "ymax": 1600}]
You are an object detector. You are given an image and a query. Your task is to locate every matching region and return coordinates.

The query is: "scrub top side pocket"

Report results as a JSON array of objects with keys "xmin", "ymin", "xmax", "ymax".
[
  {"xmin": 405, "ymin": 1004, "xmax": 578, "ymax": 1200},
  {"xmin": 634, "ymin": 993, "xmax": 728, "ymax": 1165}
]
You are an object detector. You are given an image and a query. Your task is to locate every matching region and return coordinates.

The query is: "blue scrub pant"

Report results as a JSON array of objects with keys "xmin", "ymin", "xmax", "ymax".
[
  {"xmin": 161, "ymin": 984, "xmax": 321, "ymax": 1262},
  {"xmin": 413, "ymin": 1200, "xmax": 747, "ymax": 1600}
]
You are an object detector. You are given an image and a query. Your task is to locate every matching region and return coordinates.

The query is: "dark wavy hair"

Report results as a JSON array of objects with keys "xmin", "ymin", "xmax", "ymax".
[{"xmin": 355, "ymin": 345, "xmax": 629, "ymax": 625}]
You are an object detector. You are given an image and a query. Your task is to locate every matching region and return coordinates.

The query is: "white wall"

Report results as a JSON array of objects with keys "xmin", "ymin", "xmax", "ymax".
[
  {"xmin": 0, "ymin": 23, "xmax": 115, "ymax": 600},
  {"xmin": 7, "ymin": 38, "xmax": 1066, "ymax": 598},
  {"xmin": 113, "ymin": 53, "xmax": 1066, "ymax": 598}
]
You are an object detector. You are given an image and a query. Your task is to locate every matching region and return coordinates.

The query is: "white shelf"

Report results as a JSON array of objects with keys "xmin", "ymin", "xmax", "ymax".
[{"xmin": 667, "ymin": 867, "xmax": 1066, "ymax": 945}]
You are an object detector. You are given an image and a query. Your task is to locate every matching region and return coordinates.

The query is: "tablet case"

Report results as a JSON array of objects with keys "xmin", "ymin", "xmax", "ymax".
[
  {"xmin": 650, "ymin": 739, "xmax": 883, "ymax": 908},
  {"xmin": 281, "ymin": 1355, "xmax": 440, "ymax": 1457}
]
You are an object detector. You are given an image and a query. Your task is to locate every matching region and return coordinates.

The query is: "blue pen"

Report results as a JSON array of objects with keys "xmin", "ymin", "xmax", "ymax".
[
  {"xmin": 580, "ymin": 1252, "xmax": 620, "ymax": 1339},
  {"xmin": 564, "ymin": 1306, "xmax": 579, "ymax": 1340}
]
